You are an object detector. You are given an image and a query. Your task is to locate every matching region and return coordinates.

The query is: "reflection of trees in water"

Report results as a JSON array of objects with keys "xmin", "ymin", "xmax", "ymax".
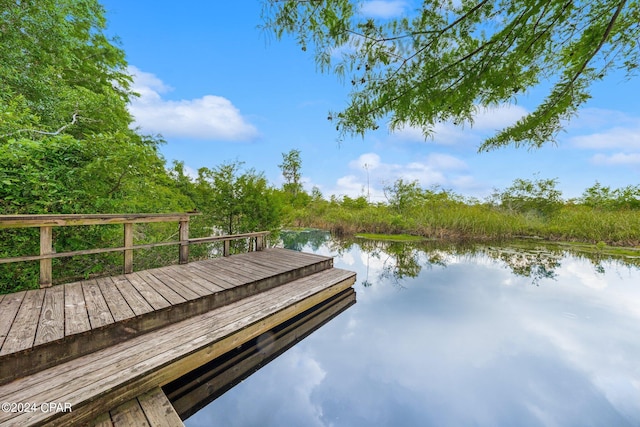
[
  {"xmin": 482, "ymin": 246, "xmax": 561, "ymax": 286},
  {"xmin": 483, "ymin": 242, "xmax": 640, "ymax": 284},
  {"xmin": 278, "ymin": 231, "xmax": 640, "ymax": 286},
  {"xmin": 279, "ymin": 229, "xmax": 331, "ymax": 252},
  {"xmin": 337, "ymin": 238, "xmax": 454, "ymax": 286}
]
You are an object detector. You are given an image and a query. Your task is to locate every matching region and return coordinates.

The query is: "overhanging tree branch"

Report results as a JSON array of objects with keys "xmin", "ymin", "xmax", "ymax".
[
  {"xmin": 263, "ymin": 0, "xmax": 640, "ymax": 149},
  {"xmin": 1, "ymin": 112, "xmax": 79, "ymax": 139}
]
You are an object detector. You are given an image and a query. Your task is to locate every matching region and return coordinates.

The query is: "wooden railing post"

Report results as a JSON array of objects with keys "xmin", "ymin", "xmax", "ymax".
[
  {"xmin": 124, "ymin": 222, "xmax": 133, "ymax": 274},
  {"xmin": 179, "ymin": 219, "xmax": 189, "ymax": 264},
  {"xmin": 257, "ymin": 234, "xmax": 265, "ymax": 251},
  {"xmin": 223, "ymin": 240, "xmax": 230, "ymax": 257},
  {"xmin": 39, "ymin": 226, "xmax": 53, "ymax": 288}
]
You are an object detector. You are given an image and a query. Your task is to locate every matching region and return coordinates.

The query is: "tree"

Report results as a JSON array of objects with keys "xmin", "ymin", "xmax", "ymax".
[
  {"xmin": 279, "ymin": 149, "xmax": 303, "ymax": 197},
  {"xmin": 580, "ymin": 181, "xmax": 640, "ymax": 210},
  {"xmin": 261, "ymin": 0, "xmax": 640, "ymax": 150},
  {"xmin": 0, "ymin": 0, "xmax": 133, "ymax": 138},
  {"xmin": 0, "ymin": 1, "xmax": 194, "ymax": 291},
  {"xmin": 383, "ymin": 179, "xmax": 424, "ymax": 213},
  {"xmin": 194, "ymin": 161, "xmax": 281, "ymax": 235},
  {"xmin": 497, "ymin": 176, "xmax": 563, "ymax": 217}
]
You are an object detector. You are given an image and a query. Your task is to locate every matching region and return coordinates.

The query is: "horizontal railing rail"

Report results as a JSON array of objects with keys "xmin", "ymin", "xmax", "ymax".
[{"xmin": 0, "ymin": 213, "xmax": 270, "ymax": 288}]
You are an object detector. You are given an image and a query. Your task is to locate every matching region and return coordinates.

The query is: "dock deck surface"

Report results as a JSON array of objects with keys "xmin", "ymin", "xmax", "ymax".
[{"xmin": 0, "ymin": 248, "xmax": 332, "ymax": 385}]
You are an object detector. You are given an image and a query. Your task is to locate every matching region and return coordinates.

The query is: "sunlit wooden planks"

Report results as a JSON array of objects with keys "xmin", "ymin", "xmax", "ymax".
[
  {"xmin": 166, "ymin": 287, "xmax": 356, "ymax": 419},
  {"xmin": 0, "ymin": 289, "xmax": 45, "ymax": 355},
  {"xmin": 34, "ymin": 286, "xmax": 64, "ymax": 346},
  {"xmin": 0, "ymin": 267, "xmax": 356, "ymax": 426},
  {"xmin": 0, "ymin": 248, "xmax": 335, "ymax": 385},
  {"xmin": 136, "ymin": 387, "xmax": 185, "ymax": 427},
  {"xmin": 0, "ymin": 291, "xmax": 25, "ymax": 350}
]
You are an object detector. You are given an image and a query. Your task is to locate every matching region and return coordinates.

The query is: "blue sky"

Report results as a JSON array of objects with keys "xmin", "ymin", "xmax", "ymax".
[{"xmin": 101, "ymin": 1, "xmax": 640, "ymax": 202}]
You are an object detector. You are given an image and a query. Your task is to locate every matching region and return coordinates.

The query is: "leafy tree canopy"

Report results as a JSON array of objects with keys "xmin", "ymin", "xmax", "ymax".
[
  {"xmin": 261, "ymin": 0, "xmax": 640, "ymax": 150},
  {"xmin": 279, "ymin": 149, "xmax": 303, "ymax": 197},
  {"xmin": 187, "ymin": 161, "xmax": 282, "ymax": 235},
  {"xmin": 0, "ymin": 0, "xmax": 133, "ymax": 139}
]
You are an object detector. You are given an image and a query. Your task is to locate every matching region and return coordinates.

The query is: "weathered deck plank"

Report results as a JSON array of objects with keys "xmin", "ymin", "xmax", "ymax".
[
  {"xmin": 112, "ymin": 276, "xmax": 154, "ymax": 316},
  {"xmin": 187, "ymin": 261, "xmax": 245, "ymax": 287},
  {"xmin": 110, "ymin": 397, "xmax": 150, "ymax": 427},
  {"xmin": 135, "ymin": 270, "xmax": 200, "ymax": 302},
  {"xmin": 179, "ymin": 263, "xmax": 235, "ymax": 290},
  {"xmin": 83, "ymin": 280, "xmax": 115, "ymax": 329},
  {"xmin": 89, "ymin": 387, "xmax": 184, "ymax": 427},
  {"xmin": 90, "ymin": 412, "xmax": 113, "ymax": 427},
  {"xmin": 0, "ymin": 291, "xmax": 25, "ymax": 350},
  {"xmin": 154, "ymin": 267, "xmax": 213, "ymax": 296},
  {"xmin": 0, "ymin": 289, "xmax": 44, "ymax": 355},
  {"xmin": 0, "ymin": 270, "xmax": 353, "ymax": 396},
  {"xmin": 137, "ymin": 387, "xmax": 184, "ymax": 427},
  {"xmin": 34, "ymin": 286, "xmax": 65, "ymax": 346},
  {"xmin": 162, "ymin": 265, "xmax": 225, "ymax": 294},
  {"xmin": 167, "ymin": 288, "xmax": 356, "ymax": 419},
  {"xmin": 96, "ymin": 277, "xmax": 136, "ymax": 322},
  {"xmin": 0, "ymin": 248, "xmax": 338, "ymax": 387},
  {"xmin": 149, "ymin": 269, "xmax": 210, "ymax": 298},
  {"xmin": 65, "ymin": 281, "xmax": 91, "ymax": 336},
  {"xmin": 219, "ymin": 257, "xmax": 278, "ymax": 279},
  {"xmin": 201, "ymin": 260, "xmax": 259, "ymax": 283},
  {"xmin": 127, "ymin": 273, "xmax": 172, "ymax": 310}
]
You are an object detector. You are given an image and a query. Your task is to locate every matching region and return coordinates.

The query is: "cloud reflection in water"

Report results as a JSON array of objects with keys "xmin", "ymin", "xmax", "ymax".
[{"xmin": 186, "ymin": 238, "xmax": 640, "ymax": 427}]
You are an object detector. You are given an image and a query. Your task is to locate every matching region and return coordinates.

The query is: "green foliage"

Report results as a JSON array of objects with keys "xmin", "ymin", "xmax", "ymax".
[
  {"xmin": 0, "ymin": 133, "xmax": 191, "ymax": 214},
  {"xmin": 494, "ymin": 176, "xmax": 563, "ymax": 218},
  {"xmin": 279, "ymin": 149, "xmax": 303, "ymax": 196},
  {"xmin": 384, "ymin": 179, "xmax": 459, "ymax": 215},
  {"xmin": 283, "ymin": 177, "xmax": 640, "ymax": 247},
  {"xmin": 0, "ymin": 1, "xmax": 194, "ymax": 292},
  {"xmin": 383, "ymin": 179, "xmax": 423, "ymax": 213},
  {"xmin": 580, "ymin": 181, "xmax": 640, "ymax": 210},
  {"xmin": 262, "ymin": 0, "xmax": 640, "ymax": 150},
  {"xmin": 190, "ymin": 161, "xmax": 282, "ymax": 235},
  {"xmin": 341, "ymin": 195, "xmax": 368, "ymax": 210},
  {"xmin": 0, "ymin": 0, "xmax": 132, "ymax": 139}
]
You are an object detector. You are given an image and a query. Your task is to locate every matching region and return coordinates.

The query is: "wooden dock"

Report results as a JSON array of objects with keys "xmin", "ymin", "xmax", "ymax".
[
  {"xmin": 0, "ymin": 214, "xmax": 356, "ymax": 426},
  {"xmin": 0, "ymin": 248, "xmax": 334, "ymax": 385},
  {"xmin": 0, "ymin": 249, "xmax": 356, "ymax": 426}
]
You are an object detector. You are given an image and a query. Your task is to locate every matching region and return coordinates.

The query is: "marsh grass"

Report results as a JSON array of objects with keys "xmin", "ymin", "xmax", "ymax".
[{"xmin": 286, "ymin": 202, "xmax": 640, "ymax": 247}]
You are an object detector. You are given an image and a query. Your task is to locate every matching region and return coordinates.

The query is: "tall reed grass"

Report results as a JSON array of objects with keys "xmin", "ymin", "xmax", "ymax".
[{"xmin": 285, "ymin": 202, "xmax": 640, "ymax": 246}]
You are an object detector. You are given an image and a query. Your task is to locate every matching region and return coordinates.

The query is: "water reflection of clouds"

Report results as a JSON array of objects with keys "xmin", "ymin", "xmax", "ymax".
[
  {"xmin": 186, "ymin": 241, "xmax": 640, "ymax": 426},
  {"xmin": 186, "ymin": 348, "xmax": 329, "ymax": 427}
]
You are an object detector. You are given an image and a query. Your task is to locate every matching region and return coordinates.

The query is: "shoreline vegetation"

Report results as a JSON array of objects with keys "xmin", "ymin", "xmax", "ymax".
[
  {"xmin": 281, "ymin": 178, "xmax": 640, "ymax": 249},
  {"xmin": 284, "ymin": 204, "xmax": 640, "ymax": 247}
]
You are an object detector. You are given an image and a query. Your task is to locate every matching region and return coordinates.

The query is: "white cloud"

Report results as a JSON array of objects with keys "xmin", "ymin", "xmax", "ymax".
[
  {"xmin": 348, "ymin": 153, "xmax": 382, "ymax": 170},
  {"xmin": 424, "ymin": 153, "xmax": 467, "ymax": 170},
  {"xmin": 568, "ymin": 108, "xmax": 636, "ymax": 131},
  {"xmin": 331, "ymin": 152, "xmax": 472, "ymax": 199},
  {"xmin": 359, "ymin": 1, "xmax": 407, "ymax": 18},
  {"xmin": 471, "ymin": 104, "xmax": 528, "ymax": 131},
  {"xmin": 591, "ymin": 152, "xmax": 640, "ymax": 165},
  {"xmin": 336, "ymin": 175, "xmax": 368, "ymax": 195},
  {"xmin": 392, "ymin": 104, "xmax": 528, "ymax": 145},
  {"xmin": 570, "ymin": 126, "xmax": 640, "ymax": 150},
  {"xmin": 128, "ymin": 66, "xmax": 258, "ymax": 141}
]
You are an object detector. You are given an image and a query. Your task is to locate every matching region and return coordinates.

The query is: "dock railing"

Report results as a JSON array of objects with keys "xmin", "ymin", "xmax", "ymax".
[{"xmin": 0, "ymin": 213, "xmax": 270, "ymax": 288}]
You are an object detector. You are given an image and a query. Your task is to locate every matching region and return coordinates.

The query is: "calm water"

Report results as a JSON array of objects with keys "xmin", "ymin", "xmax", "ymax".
[{"xmin": 184, "ymin": 232, "xmax": 640, "ymax": 427}]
